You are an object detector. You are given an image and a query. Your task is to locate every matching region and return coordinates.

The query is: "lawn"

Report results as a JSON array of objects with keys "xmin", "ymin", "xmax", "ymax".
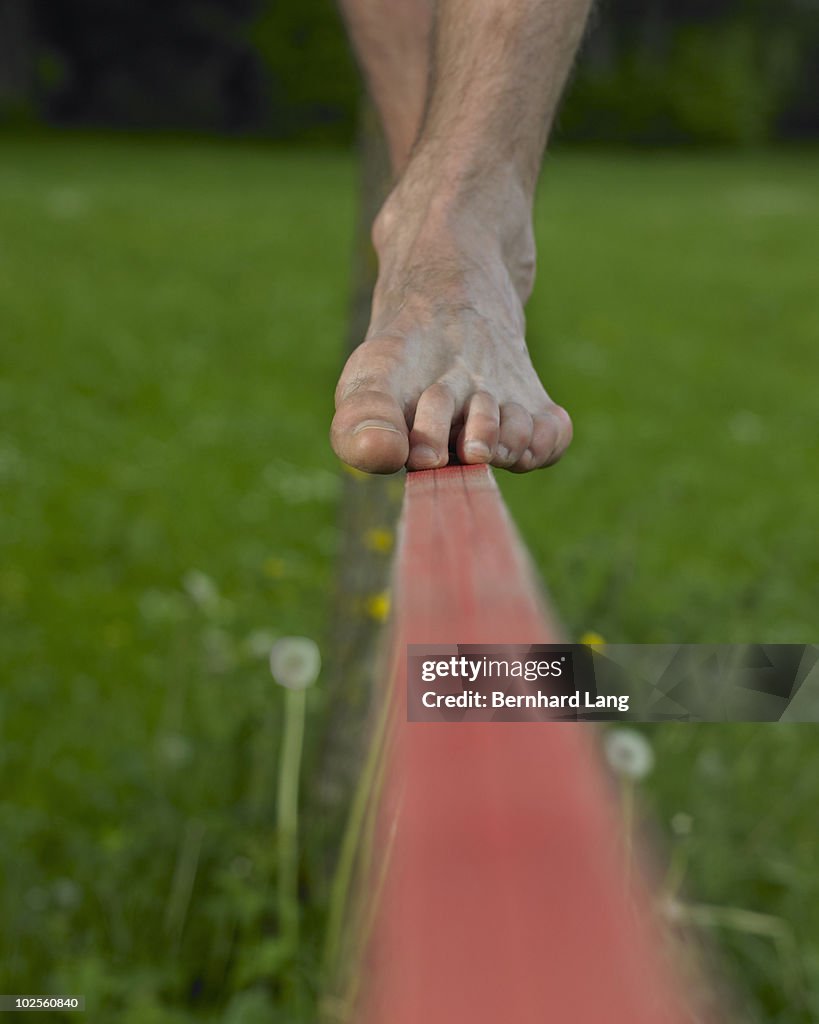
[{"xmin": 0, "ymin": 135, "xmax": 817, "ymax": 1023}]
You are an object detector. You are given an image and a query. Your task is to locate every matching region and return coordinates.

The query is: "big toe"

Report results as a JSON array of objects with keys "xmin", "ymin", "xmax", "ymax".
[{"xmin": 331, "ymin": 389, "xmax": 409, "ymax": 474}]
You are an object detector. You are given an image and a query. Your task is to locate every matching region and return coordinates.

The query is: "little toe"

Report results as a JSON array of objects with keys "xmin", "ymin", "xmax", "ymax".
[
  {"xmin": 535, "ymin": 406, "xmax": 573, "ymax": 467},
  {"xmin": 512, "ymin": 407, "xmax": 572, "ymax": 472},
  {"xmin": 526, "ymin": 412, "xmax": 562, "ymax": 469}
]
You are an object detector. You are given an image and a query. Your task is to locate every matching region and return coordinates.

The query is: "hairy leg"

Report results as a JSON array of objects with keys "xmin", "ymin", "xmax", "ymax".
[
  {"xmin": 337, "ymin": 0, "xmax": 434, "ymax": 175},
  {"xmin": 334, "ymin": 0, "xmax": 592, "ymax": 473}
]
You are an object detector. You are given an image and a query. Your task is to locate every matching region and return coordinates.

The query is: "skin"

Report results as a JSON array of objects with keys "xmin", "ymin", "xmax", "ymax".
[{"xmin": 334, "ymin": 0, "xmax": 593, "ymax": 473}]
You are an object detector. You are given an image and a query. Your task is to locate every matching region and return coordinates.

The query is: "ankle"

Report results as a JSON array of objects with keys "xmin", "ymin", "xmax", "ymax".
[{"xmin": 372, "ymin": 157, "xmax": 537, "ymax": 301}]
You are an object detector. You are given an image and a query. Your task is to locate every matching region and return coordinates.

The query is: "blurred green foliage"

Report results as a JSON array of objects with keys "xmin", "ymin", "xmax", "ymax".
[
  {"xmin": 636, "ymin": 723, "xmax": 819, "ymax": 1022},
  {"xmin": 249, "ymin": 2, "xmax": 359, "ymax": 141},
  {"xmin": 2, "ymin": 0, "xmax": 817, "ymax": 144},
  {"xmin": 0, "ymin": 137, "xmax": 347, "ymax": 1021},
  {"xmin": 1, "ymin": 137, "xmax": 818, "ymax": 1020},
  {"xmin": 563, "ymin": 18, "xmax": 803, "ymax": 145}
]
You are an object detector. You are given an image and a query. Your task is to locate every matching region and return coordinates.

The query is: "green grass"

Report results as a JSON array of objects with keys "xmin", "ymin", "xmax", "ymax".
[{"xmin": 1, "ymin": 135, "xmax": 817, "ymax": 1022}]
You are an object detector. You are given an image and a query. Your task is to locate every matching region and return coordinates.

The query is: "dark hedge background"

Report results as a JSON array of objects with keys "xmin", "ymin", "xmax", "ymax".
[{"xmin": 1, "ymin": 0, "xmax": 818, "ymax": 145}]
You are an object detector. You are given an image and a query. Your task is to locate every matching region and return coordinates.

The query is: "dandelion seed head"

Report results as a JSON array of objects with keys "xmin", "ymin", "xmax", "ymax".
[
  {"xmin": 156, "ymin": 732, "xmax": 193, "ymax": 767},
  {"xmin": 671, "ymin": 812, "xmax": 694, "ymax": 836},
  {"xmin": 728, "ymin": 410, "xmax": 765, "ymax": 444},
  {"xmin": 604, "ymin": 728, "xmax": 655, "ymax": 780},
  {"xmin": 269, "ymin": 636, "xmax": 321, "ymax": 690},
  {"xmin": 182, "ymin": 569, "xmax": 222, "ymax": 616},
  {"xmin": 52, "ymin": 878, "xmax": 82, "ymax": 909}
]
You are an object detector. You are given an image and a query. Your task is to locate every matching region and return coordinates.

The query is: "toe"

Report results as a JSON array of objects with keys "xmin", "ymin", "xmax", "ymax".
[
  {"xmin": 526, "ymin": 412, "xmax": 561, "ymax": 469},
  {"xmin": 534, "ymin": 405, "xmax": 573, "ymax": 467},
  {"xmin": 494, "ymin": 403, "xmax": 533, "ymax": 468},
  {"xmin": 408, "ymin": 383, "xmax": 456, "ymax": 470},
  {"xmin": 331, "ymin": 388, "xmax": 409, "ymax": 474},
  {"xmin": 457, "ymin": 391, "xmax": 500, "ymax": 464},
  {"xmin": 512, "ymin": 406, "xmax": 573, "ymax": 472}
]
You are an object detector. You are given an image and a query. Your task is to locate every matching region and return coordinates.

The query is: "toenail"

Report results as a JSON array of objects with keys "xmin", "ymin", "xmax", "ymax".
[
  {"xmin": 496, "ymin": 444, "xmax": 511, "ymax": 463},
  {"xmin": 464, "ymin": 440, "xmax": 491, "ymax": 461},
  {"xmin": 352, "ymin": 419, "xmax": 403, "ymax": 436},
  {"xmin": 412, "ymin": 445, "xmax": 439, "ymax": 467}
]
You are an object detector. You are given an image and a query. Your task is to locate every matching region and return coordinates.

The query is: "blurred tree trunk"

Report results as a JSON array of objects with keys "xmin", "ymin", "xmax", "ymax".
[
  {"xmin": 311, "ymin": 99, "xmax": 402, "ymax": 878},
  {"xmin": 0, "ymin": 0, "xmax": 34, "ymax": 120}
]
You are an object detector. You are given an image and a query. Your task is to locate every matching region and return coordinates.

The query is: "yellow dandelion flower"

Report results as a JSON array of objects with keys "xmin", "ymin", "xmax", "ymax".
[
  {"xmin": 580, "ymin": 630, "xmax": 606, "ymax": 648},
  {"xmin": 365, "ymin": 590, "xmax": 391, "ymax": 622},
  {"xmin": 364, "ymin": 527, "xmax": 394, "ymax": 554},
  {"xmin": 263, "ymin": 557, "xmax": 287, "ymax": 579}
]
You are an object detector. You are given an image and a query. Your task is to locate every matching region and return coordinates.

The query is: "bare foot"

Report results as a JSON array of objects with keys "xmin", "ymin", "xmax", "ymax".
[{"xmin": 331, "ymin": 166, "xmax": 572, "ymax": 474}]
